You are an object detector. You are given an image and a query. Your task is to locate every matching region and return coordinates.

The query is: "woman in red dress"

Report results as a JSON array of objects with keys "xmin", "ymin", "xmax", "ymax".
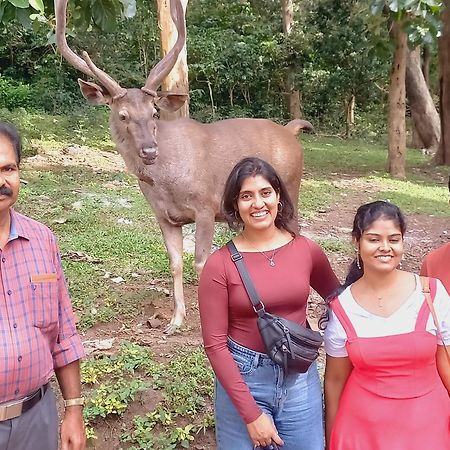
[{"xmin": 324, "ymin": 201, "xmax": 450, "ymax": 450}]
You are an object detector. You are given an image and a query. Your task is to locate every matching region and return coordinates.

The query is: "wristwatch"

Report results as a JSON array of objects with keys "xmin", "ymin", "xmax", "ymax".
[{"xmin": 63, "ymin": 397, "xmax": 85, "ymax": 407}]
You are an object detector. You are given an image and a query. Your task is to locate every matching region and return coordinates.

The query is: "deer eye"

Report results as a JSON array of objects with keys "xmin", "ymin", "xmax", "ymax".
[{"xmin": 118, "ymin": 110, "xmax": 129, "ymax": 121}]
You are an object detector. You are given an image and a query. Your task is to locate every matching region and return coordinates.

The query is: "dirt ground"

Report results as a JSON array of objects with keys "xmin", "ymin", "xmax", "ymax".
[{"xmin": 26, "ymin": 145, "xmax": 449, "ymax": 449}]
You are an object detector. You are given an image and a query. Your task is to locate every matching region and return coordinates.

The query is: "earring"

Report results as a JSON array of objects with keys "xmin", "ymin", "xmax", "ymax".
[
  {"xmin": 234, "ymin": 210, "xmax": 240, "ymax": 221},
  {"xmin": 356, "ymin": 249, "xmax": 361, "ymax": 270},
  {"xmin": 278, "ymin": 201, "xmax": 283, "ymax": 212}
]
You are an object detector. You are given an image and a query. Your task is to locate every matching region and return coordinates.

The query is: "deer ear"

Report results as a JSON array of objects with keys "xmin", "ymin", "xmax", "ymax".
[
  {"xmin": 155, "ymin": 92, "xmax": 188, "ymax": 112},
  {"xmin": 78, "ymin": 79, "xmax": 112, "ymax": 105}
]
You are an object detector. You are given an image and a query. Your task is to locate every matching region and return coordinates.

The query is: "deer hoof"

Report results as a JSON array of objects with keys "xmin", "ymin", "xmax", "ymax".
[{"xmin": 164, "ymin": 322, "xmax": 181, "ymax": 335}]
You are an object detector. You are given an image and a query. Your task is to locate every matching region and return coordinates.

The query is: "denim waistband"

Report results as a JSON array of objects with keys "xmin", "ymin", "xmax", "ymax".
[{"xmin": 227, "ymin": 337, "xmax": 273, "ymax": 367}]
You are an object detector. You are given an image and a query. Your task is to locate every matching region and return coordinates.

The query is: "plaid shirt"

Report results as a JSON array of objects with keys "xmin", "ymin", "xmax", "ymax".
[{"xmin": 0, "ymin": 210, "xmax": 85, "ymax": 403}]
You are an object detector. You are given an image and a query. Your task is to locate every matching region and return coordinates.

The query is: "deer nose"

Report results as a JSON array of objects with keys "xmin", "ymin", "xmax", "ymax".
[{"xmin": 139, "ymin": 147, "xmax": 158, "ymax": 163}]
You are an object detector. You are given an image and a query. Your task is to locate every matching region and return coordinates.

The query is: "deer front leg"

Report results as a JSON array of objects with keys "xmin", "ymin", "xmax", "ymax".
[
  {"xmin": 158, "ymin": 220, "xmax": 185, "ymax": 334},
  {"xmin": 194, "ymin": 212, "xmax": 216, "ymax": 277}
]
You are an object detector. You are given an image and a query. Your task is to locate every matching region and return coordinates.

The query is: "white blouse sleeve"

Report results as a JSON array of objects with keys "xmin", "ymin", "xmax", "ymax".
[
  {"xmin": 324, "ymin": 308, "xmax": 348, "ymax": 357},
  {"xmin": 433, "ymin": 279, "xmax": 450, "ymax": 346}
]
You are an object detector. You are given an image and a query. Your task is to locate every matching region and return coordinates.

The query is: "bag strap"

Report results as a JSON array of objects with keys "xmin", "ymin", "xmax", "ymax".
[
  {"xmin": 420, "ymin": 276, "xmax": 450, "ymax": 364},
  {"xmin": 226, "ymin": 240, "xmax": 266, "ymax": 317}
]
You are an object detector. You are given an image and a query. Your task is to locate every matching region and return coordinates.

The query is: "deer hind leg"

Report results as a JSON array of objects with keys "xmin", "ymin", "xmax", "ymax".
[
  {"xmin": 158, "ymin": 220, "xmax": 185, "ymax": 334},
  {"xmin": 194, "ymin": 212, "xmax": 216, "ymax": 277}
]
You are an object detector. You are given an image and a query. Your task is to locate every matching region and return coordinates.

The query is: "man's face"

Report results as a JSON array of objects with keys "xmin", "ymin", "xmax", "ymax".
[{"xmin": 0, "ymin": 135, "xmax": 20, "ymax": 214}]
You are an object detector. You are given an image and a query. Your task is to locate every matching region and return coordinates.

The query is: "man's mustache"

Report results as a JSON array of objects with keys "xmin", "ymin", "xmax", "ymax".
[{"xmin": 0, "ymin": 186, "xmax": 13, "ymax": 196}]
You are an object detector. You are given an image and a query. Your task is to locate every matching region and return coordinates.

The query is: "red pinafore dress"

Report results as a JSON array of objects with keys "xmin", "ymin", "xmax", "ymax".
[{"xmin": 330, "ymin": 279, "xmax": 450, "ymax": 450}]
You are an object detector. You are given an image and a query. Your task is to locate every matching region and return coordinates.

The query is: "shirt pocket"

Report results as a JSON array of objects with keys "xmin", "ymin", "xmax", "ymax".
[{"xmin": 30, "ymin": 273, "xmax": 59, "ymax": 329}]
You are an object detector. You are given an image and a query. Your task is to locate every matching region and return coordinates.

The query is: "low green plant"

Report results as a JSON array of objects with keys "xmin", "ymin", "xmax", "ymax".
[
  {"xmin": 120, "ymin": 347, "xmax": 214, "ymax": 449},
  {"xmin": 84, "ymin": 379, "xmax": 148, "ymax": 419},
  {"xmin": 0, "ymin": 76, "xmax": 33, "ymax": 110}
]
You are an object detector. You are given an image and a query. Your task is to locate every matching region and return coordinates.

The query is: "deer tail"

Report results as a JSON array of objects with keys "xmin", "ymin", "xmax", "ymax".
[{"xmin": 284, "ymin": 119, "xmax": 314, "ymax": 136}]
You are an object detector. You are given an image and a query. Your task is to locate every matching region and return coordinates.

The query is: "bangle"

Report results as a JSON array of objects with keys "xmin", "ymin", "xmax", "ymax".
[{"xmin": 64, "ymin": 397, "xmax": 85, "ymax": 407}]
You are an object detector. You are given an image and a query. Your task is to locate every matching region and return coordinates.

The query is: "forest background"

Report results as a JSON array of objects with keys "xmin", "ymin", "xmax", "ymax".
[{"xmin": 0, "ymin": 0, "xmax": 442, "ymax": 150}]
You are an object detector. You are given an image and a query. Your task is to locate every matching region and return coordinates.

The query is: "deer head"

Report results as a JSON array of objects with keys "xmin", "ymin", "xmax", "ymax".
[{"xmin": 54, "ymin": 0, "xmax": 188, "ymax": 165}]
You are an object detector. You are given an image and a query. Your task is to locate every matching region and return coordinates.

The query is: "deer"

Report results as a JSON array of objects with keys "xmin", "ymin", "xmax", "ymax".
[{"xmin": 55, "ymin": 0, "xmax": 313, "ymax": 334}]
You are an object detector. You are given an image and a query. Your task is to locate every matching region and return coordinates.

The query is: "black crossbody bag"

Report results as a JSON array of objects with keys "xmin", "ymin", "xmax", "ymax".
[{"xmin": 227, "ymin": 240, "xmax": 323, "ymax": 374}]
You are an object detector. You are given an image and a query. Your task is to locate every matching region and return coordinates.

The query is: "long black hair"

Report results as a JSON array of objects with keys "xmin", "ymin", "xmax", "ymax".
[
  {"xmin": 222, "ymin": 157, "xmax": 297, "ymax": 235},
  {"xmin": 318, "ymin": 200, "xmax": 407, "ymax": 329}
]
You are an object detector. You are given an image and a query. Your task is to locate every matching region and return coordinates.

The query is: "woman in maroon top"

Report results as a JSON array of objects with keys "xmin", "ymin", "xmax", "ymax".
[{"xmin": 199, "ymin": 157, "xmax": 339, "ymax": 450}]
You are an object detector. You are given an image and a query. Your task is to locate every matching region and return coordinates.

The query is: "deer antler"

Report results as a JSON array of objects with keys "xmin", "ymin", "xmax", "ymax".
[
  {"xmin": 54, "ymin": 0, "xmax": 126, "ymax": 99},
  {"xmin": 142, "ymin": 0, "xmax": 186, "ymax": 95}
]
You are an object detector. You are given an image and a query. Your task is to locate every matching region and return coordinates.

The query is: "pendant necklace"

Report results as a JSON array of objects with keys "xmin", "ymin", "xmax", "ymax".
[
  {"xmin": 241, "ymin": 233, "xmax": 278, "ymax": 267},
  {"xmin": 366, "ymin": 284, "xmax": 384, "ymax": 308}
]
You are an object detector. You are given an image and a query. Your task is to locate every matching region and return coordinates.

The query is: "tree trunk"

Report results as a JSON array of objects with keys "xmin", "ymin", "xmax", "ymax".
[
  {"xmin": 157, "ymin": 0, "xmax": 189, "ymax": 120},
  {"xmin": 406, "ymin": 46, "xmax": 440, "ymax": 154},
  {"xmin": 436, "ymin": 0, "xmax": 450, "ymax": 165},
  {"xmin": 422, "ymin": 45, "xmax": 431, "ymax": 86},
  {"xmin": 281, "ymin": 0, "xmax": 302, "ymax": 119},
  {"xmin": 388, "ymin": 22, "xmax": 407, "ymax": 178},
  {"xmin": 345, "ymin": 95, "xmax": 355, "ymax": 138}
]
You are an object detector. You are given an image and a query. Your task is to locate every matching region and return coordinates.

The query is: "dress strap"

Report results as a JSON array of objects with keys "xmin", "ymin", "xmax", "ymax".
[
  {"xmin": 415, "ymin": 277, "xmax": 437, "ymax": 331},
  {"xmin": 330, "ymin": 297, "xmax": 358, "ymax": 339}
]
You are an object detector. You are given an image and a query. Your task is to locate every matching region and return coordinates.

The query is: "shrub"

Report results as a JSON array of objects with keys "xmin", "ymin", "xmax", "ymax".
[{"xmin": 0, "ymin": 76, "xmax": 33, "ymax": 110}]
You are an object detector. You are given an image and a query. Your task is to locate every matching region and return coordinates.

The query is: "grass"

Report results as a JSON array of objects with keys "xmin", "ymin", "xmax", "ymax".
[
  {"xmin": 302, "ymin": 135, "xmax": 450, "ymax": 218},
  {"xmin": 18, "ymin": 165, "xmax": 196, "ymax": 329},
  {"xmin": 1, "ymin": 107, "xmax": 113, "ymax": 155}
]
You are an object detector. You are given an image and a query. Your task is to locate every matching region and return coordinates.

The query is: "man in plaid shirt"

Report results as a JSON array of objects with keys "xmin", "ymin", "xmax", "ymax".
[{"xmin": 0, "ymin": 122, "xmax": 86, "ymax": 450}]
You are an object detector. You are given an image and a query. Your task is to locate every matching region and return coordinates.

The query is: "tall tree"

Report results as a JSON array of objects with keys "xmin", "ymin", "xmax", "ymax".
[
  {"xmin": 388, "ymin": 20, "xmax": 408, "ymax": 178},
  {"xmin": 406, "ymin": 46, "xmax": 440, "ymax": 154},
  {"xmin": 281, "ymin": 0, "xmax": 301, "ymax": 118},
  {"xmin": 157, "ymin": 0, "xmax": 189, "ymax": 119},
  {"xmin": 372, "ymin": 0, "xmax": 442, "ymax": 178},
  {"xmin": 436, "ymin": 0, "xmax": 450, "ymax": 165}
]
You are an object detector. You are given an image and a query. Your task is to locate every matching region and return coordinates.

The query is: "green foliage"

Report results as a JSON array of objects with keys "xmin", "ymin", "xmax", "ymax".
[
  {"xmin": 0, "ymin": 0, "xmax": 136, "ymax": 30},
  {"xmin": 80, "ymin": 342, "xmax": 214, "ymax": 448},
  {"xmin": 0, "ymin": 0, "xmax": 399, "ymax": 134},
  {"xmin": 300, "ymin": 0, "xmax": 390, "ymax": 132},
  {"xmin": 84, "ymin": 378, "xmax": 147, "ymax": 419},
  {"xmin": 121, "ymin": 347, "xmax": 214, "ymax": 450},
  {"xmin": 371, "ymin": 0, "xmax": 442, "ymax": 46},
  {"xmin": 0, "ymin": 76, "xmax": 33, "ymax": 109}
]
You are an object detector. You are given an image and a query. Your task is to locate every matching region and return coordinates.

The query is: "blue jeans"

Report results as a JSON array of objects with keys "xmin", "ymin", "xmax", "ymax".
[{"xmin": 215, "ymin": 338, "xmax": 324, "ymax": 450}]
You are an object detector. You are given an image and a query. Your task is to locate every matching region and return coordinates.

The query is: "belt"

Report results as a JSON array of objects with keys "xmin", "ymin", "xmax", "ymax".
[{"xmin": 0, "ymin": 384, "xmax": 49, "ymax": 421}]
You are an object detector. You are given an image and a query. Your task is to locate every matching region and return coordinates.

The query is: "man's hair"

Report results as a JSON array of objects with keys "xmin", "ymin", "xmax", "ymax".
[{"xmin": 0, "ymin": 122, "xmax": 22, "ymax": 164}]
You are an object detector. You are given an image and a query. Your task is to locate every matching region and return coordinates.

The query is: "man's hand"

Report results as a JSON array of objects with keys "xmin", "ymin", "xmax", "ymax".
[
  {"xmin": 55, "ymin": 360, "xmax": 86, "ymax": 450},
  {"xmin": 246, "ymin": 412, "xmax": 284, "ymax": 448},
  {"xmin": 60, "ymin": 406, "xmax": 86, "ymax": 450}
]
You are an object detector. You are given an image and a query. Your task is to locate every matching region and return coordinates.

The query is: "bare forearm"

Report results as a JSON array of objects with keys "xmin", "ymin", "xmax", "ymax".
[
  {"xmin": 55, "ymin": 360, "xmax": 86, "ymax": 450},
  {"xmin": 55, "ymin": 360, "xmax": 82, "ymax": 400},
  {"xmin": 324, "ymin": 382, "xmax": 342, "ymax": 447}
]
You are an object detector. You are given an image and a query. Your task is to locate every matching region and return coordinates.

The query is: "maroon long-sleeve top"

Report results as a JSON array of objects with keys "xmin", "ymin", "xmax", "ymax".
[{"xmin": 198, "ymin": 236, "xmax": 340, "ymax": 424}]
